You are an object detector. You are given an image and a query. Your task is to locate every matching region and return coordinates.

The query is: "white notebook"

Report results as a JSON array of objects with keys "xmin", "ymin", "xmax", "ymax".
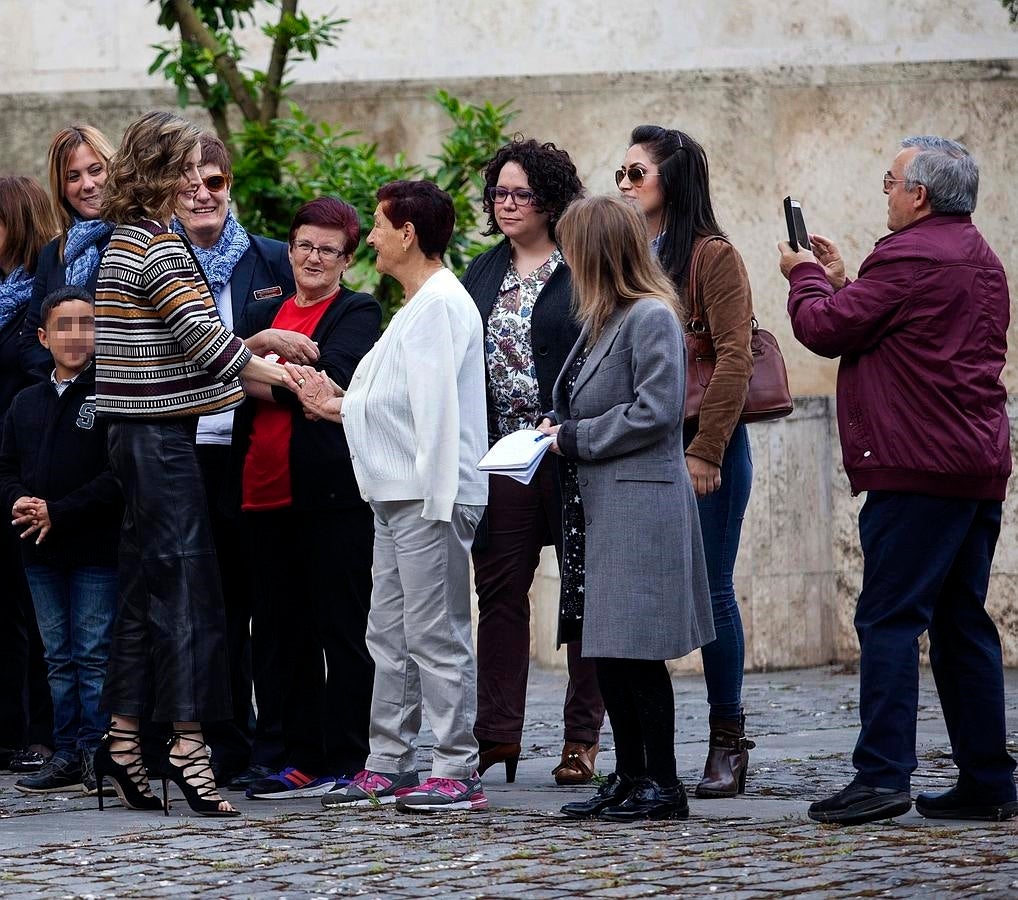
[{"xmin": 477, "ymin": 429, "xmax": 555, "ymax": 485}]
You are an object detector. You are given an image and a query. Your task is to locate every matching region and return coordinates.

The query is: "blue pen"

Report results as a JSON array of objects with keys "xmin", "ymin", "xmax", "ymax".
[{"xmin": 534, "ymin": 433, "xmax": 549, "ymax": 442}]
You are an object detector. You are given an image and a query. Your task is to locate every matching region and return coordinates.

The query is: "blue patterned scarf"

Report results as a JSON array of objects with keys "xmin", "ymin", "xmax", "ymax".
[
  {"xmin": 0, "ymin": 265, "xmax": 34, "ymax": 332},
  {"xmin": 173, "ymin": 211, "xmax": 251, "ymax": 297},
  {"xmin": 64, "ymin": 217, "xmax": 114, "ymax": 287}
]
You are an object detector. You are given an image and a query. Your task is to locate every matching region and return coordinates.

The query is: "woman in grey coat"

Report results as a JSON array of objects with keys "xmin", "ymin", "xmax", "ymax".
[{"xmin": 538, "ymin": 195, "xmax": 713, "ymax": 821}]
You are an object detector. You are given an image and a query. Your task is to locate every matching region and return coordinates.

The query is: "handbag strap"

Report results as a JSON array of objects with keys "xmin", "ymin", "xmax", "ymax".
[{"xmin": 686, "ymin": 234, "xmax": 730, "ymax": 332}]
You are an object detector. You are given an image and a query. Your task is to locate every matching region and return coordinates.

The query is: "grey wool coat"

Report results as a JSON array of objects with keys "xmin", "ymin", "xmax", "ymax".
[{"xmin": 553, "ymin": 297, "xmax": 714, "ymax": 661}]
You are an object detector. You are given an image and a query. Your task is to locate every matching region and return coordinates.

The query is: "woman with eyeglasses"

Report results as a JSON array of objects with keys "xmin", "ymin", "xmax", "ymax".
[
  {"xmin": 461, "ymin": 139, "xmax": 604, "ymax": 787},
  {"xmin": 171, "ymin": 133, "xmax": 296, "ymax": 793},
  {"xmin": 21, "ymin": 126, "xmax": 116, "ymax": 382},
  {"xmin": 617, "ymin": 125, "xmax": 756, "ymax": 799},
  {"xmin": 234, "ymin": 197, "xmax": 381, "ymax": 803}
]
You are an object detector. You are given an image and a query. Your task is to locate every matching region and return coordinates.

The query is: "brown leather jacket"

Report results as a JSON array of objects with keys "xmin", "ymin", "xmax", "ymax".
[{"xmin": 682, "ymin": 238, "xmax": 754, "ymax": 466}]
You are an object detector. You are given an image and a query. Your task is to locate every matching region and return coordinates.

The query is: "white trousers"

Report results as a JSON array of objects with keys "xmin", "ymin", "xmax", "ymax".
[{"xmin": 364, "ymin": 500, "xmax": 483, "ymax": 780}]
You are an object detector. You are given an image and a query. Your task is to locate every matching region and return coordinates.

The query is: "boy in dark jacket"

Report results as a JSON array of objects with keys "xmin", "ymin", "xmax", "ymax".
[{"xmin": 0, "ymin": 286, "xmax": 121, "ymax": 795}]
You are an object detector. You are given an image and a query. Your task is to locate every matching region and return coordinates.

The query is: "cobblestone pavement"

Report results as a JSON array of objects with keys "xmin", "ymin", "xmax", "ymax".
[{"xmin": 1, "ymin": 666, "xmax": 1015, "ymax": 898}]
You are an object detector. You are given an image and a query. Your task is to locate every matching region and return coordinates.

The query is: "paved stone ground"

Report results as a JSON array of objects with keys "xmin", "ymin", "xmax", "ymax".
[{"xmin": 1, "ymin": 666, "xmax": 1016, "ymax": 898}]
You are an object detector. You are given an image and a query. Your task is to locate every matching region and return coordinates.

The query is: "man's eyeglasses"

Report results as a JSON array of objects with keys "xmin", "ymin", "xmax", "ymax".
[
  {"xmin": 486, "ymin": 186, "xmax": 537, "ymax": 207},
  {"xmin": 292, "ymin": 240, "xmax": 345, "ymax": 261},
  {"xmin": 615, "ymin": 165, "xmax": 661, "ymax": 188},
  {"xmin": 882, "ymin": 172, "xmax": 919, "ymax": 194},
  {"xmin": 201, "ymin": 174, "xmax": 229, "ymax": 192}
]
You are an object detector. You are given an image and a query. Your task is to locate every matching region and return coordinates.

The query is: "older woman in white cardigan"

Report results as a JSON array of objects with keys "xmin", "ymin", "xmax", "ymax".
[{"xmin": 295, "ymin": 180, "xmax": 488, "ymax": 813}]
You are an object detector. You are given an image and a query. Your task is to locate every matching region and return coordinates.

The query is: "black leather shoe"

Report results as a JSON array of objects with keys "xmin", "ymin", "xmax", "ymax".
[
  {"xmin": 560, "ymin": 772, "xmax": 634, "ymax": 819},
  {"xmin": 599, "ymin": 777, "xmax": 689, "ymax": 821},
  {"xmin": 808, "ymin": 780, "xmax": 911, "ymax": 825},
  {"xmin": 916, "ymin": 786, "xmax": 1018, "ymax": 821}
]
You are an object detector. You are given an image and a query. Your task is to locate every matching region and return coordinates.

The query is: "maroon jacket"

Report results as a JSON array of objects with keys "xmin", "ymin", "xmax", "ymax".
[{"xmin": 787, "ymin": 213, "xmax": 1011, "ymax": 501}]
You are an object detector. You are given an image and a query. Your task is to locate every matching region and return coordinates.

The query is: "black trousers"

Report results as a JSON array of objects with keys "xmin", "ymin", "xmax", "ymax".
[
  {"xmin": 246, "ymin": 505, "xmax": 374, "ymax": 775},
  {"xmin": 102, "ymin": 419, "xmax": 232, "ymax": 722},
  {"xmin": 854, "ymin": 491, "xmax": 1017, "ymax": 797},
  {"xmin": 197, "ymin": 444, "xmax": 267, "ymax": 774},
  {"xmin": 595, "ymin": 657, "xmax": 677, "ymax": 787},
  {"xmin": 0, "ymin": 527, "xmax": 52, "ymax": 749}
]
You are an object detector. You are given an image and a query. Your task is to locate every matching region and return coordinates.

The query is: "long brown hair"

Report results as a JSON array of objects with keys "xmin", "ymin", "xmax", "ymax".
[
  {"xmin": 555, "ymin": 194, "xmax": 680, "ymax": 345},
  {"xmin": 101, "ymin": 111, "xmax": 201, "ymax": 225},
  {"xmin": 46, "ymin": 124, "xmax": 116, "ymax": 257},
  {"xmin": 0, "ymin": 176, "xmax": 60, "ymax": 275}
]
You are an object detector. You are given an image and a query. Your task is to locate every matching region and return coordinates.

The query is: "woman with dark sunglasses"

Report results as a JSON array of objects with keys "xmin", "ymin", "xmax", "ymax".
[
  {"xmin": 462, "ymin": 138, "xmax": 605, "ymax": 787},
  {"xmin": 171, "ymin": 133, "xmax": 297, "ymax": 793},
  {"xmin": 618, "ymin": 125, "xmax": 756, "ymax": 799}
]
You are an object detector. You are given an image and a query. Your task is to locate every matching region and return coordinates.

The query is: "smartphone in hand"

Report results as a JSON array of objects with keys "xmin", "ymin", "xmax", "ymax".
[{"xmin": 783, "ymin": 197, "xmax": 811, "ymax": 252}]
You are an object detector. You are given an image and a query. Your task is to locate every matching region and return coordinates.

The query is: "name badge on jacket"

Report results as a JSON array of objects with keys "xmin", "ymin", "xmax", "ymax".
[{"xmin": 253, "ymin": 286, "xmax": 283, "ymax": 300}]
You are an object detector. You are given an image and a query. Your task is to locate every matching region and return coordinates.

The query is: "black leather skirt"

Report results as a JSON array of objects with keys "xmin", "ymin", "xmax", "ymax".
[{"xmin": 101, "ymin": 418, "xmax": 232, "ymax": 722}]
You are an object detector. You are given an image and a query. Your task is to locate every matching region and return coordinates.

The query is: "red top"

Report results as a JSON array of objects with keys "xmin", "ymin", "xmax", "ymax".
[{"xmin": 242, "ymin": 294, "xmax": 334, "ymax": 511}]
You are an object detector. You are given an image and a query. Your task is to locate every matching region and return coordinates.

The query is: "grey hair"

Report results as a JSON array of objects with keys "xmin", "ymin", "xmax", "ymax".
[{"xmin": 900, "ymin": 135, "xmax": 978, "ymax": 214}]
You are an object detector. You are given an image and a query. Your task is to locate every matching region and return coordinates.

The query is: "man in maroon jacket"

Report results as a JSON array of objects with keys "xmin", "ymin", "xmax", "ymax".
[{"xmin": 778, "ymin": 136, "xmax": 1017, "ymax": 826}]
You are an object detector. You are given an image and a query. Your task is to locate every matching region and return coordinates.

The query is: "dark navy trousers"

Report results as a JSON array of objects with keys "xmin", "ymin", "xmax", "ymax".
[{"xmin": 853, "ymin": 491, "xmax": 1016, "ymax": 798}]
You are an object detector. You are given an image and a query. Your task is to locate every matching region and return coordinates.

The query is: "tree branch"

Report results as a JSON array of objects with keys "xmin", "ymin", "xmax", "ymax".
[
  {"xmin": 169, "ymin": 0, "xmax": 261, "ymax": 122},
  {"xmin": 189, "ymin": 72, "xmax": 227, "ymax": 140},
  {"xmin": 261, "ymin": 0, "xmax": 298, "ymax": 125}
]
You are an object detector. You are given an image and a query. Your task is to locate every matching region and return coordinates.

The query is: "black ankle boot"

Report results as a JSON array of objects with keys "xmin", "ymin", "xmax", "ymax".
[
  {"xmin": 560, "ymin": 772, "xmax": 633, "ymax": 819},
  {"xmin": 695, "ymin": 712, "xmax": 755, "ymax": 799},
  {"xmin": 600, "ymin": 777, "xmax": 689, "ymax": 821}
]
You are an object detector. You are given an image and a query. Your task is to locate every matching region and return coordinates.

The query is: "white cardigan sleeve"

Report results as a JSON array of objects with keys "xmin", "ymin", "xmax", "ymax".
[{"xmin": 402, "ymin": 295, "xmax": 463, "ymax": 522}]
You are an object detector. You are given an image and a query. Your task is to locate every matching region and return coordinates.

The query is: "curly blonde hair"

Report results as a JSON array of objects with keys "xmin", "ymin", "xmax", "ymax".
[
  {"xmin": 101, "ymin": 111, "xmax": 201, "ymax": 225},
  {"xmin": 555, "ymin": 194, "xmax": 680, "ymax": 345}
]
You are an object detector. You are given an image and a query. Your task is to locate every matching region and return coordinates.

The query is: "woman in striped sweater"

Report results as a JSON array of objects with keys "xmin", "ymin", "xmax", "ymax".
[{"xmin": 92, "ymin": 111, "xmax": 298, "ymax": 817}]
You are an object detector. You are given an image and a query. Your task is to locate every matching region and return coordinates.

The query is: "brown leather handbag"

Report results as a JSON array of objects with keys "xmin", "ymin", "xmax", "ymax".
[{"xmin": 684, "ymin": 237, "xmax": 794, "ymax": 424}]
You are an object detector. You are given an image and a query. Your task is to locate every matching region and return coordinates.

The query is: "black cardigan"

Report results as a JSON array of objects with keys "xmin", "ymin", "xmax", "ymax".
[
  {"xmin": 229, "ymin": 286, "xmax": 381, "ymax": 512},
  {"xmin": 461, "ymin": 239, "xmax": 579, "ymax": 418}
]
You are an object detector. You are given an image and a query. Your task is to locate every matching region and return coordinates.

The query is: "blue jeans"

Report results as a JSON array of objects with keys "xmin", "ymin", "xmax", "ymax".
[
  {"xmin": 686, "ymin": 423, "xmax": 753, "ymax": 720},
  {"xmin": 24, "ymin": 565, "xmax": 117, "ymax": 756}
]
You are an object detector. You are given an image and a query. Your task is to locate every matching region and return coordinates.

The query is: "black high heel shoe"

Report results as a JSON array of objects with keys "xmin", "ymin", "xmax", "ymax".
[
  {"xmin": 161, "ymin": 731, "xmax": 239, "ymax": 817},
  {"xmin": 93, "ymin": 727, "xmax": 163, "ymax": 811}
]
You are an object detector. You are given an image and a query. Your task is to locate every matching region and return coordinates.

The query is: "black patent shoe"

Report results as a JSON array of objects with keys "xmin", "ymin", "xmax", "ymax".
[
  {"xmin": 808, "ymin": 780, "xmax": 911, "ymax": 825},
  {"xmin": 560, "ymin": 772, "xmax": 634, "ymax": 819},
  {"xmin": 9, "ymin": 748, "xmax": 50, "ymax": 773},
  {"xmin": 916, "ymin": 785, "xmax": 1018, "ymax": 822},
  {"xmin": 600, "ymin": 777, "xmax": 689, "ymax": 821}
]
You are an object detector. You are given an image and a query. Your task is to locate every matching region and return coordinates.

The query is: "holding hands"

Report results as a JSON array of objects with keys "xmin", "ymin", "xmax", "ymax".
[
  {"xmin": 292, "ymin": 365, "xmax": 345, "ymax": 422},
  {"xmin": 12, "ymin": 496, "xmax": 52, "ymax": 544}
]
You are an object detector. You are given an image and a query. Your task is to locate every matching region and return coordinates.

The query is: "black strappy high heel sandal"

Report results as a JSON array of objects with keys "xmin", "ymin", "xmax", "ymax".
[
  {"xmin": 93, "ymin": 727, "xmax": 163, "ymax": 811},
  {"xmin": 161, "ymin": 731, "xmax": 239, "ymax": 817}
]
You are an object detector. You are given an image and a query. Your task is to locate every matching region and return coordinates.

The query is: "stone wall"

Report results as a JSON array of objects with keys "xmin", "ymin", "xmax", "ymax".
[{"xmin": 2, "ymin": 58, "xmax": 1016, "ymax": 395}]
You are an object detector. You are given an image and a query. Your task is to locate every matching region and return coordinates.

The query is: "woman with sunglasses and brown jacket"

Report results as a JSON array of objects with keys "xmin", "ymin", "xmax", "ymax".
[{"xmin": 617, "ymin": 125, "xmax": 756, "ymax": 799}]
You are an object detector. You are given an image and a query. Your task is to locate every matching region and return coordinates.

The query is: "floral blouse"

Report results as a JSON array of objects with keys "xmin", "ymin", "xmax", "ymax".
[{"xmin": 485, "ymin": 250, "xmax": 563, "ymax": 440}]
